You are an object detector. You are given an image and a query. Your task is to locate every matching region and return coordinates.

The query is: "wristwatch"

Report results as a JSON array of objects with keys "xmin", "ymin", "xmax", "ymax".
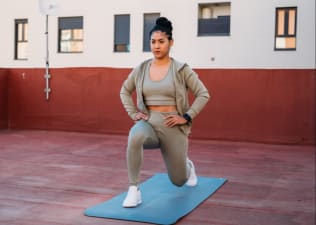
[{"xmin": 183, "ymin": 113, "xmax": 192, "ymax": 123}]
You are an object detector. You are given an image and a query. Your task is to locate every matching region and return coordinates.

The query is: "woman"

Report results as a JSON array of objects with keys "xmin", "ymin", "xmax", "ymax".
[{"xmin": 120, "ymin": 17, "xmax": 210, "ymax": 207}]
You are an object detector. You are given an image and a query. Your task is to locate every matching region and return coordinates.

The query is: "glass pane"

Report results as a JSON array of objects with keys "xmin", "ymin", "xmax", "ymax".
[
  {"xmin": 143, "ymin": 13, "xmax": 160, "ymax": 51},
  {"xmin": 276, "ymin": 37, "xmax": 296, "ymax": 49},
  {"xmin": 60, "ymin": 41, "xmax": 71, "ymax": 52},
  {"xmin": 198, "ymin": 3, "xmax": 231, "ymax": 36},
  {"xmin": 17, "ymin": 42, "xmax": 28, "ymax": 59},
  {"xmin": 70, "ymin": 41, "xmax": 83, "ymax": 52},
  {"xmin": 73, "ymin": 29, "xmax": 83, "ymax": 39},
  {"xmin": 277, "ymin": 10, "xmax": 285, "ymax": 36},
  {"xmin": 201, "ymin": 6, "xmax": 212, "ymax": 19},
  {"xmin": 288, "ymin": 9, "xmax": 296, "ymax": 35},
  {"xmin": 61, "ymin": 29, "xmax": 72, "ymax": 41},
  {"xmin": 285, "ymin": 37, "xmax": 296, "ymax": 48},
  {"xmin": 276, "ymin": 37, "xmax": 286, "ymax": 49},
  {"xmin": 24, "ymin": 23, "xmax": 28, "ymax": 41},
  {"xmin": 114, "ymin": 44, "xmax": 128, "ymax": 52},
  {"xmin": 18, "ymin": 24, "xmax": 23, "ymax": 41},
  {"xmin": 60, "ymin": 41, "xmax": 83, "ymax": 52}
]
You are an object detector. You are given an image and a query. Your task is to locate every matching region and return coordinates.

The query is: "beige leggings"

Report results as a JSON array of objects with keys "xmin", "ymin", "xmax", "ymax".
[{"xmin": 126, "ymin": 110, "xmax": 191, "ymax": 186}]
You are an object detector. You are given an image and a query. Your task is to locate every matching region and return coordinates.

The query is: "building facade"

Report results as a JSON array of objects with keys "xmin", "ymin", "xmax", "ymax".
[
  {"xmin": 0, "ymin": 0, "xmax": 315, "ymax": 144},
  {"xmin": 1, "ymin": 0, "xmax": 315, "ymax": 69}
]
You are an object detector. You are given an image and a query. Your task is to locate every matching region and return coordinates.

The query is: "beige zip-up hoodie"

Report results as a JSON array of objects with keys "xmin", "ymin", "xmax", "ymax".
[{"xmin": 120, "ymin": 58, "xmax": 210, "ymax": 136}]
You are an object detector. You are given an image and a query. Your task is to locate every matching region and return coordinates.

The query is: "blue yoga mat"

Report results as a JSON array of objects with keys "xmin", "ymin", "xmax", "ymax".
[{"xmin": 84, "ymin": 173, "xmax": 227, "ymax": 225}]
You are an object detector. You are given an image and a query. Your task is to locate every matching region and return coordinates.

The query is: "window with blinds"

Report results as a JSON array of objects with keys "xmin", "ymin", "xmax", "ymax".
[
  {"xmin": 198, "ymin": 2, "xmax": 231, "ymax": 36},
  {"xmin": 58, "ymin": 16, "xmax": 84, "ymax": 53},
  {"xmin": 143, "ymin": 13, "xmax": 160, "ymax": 52},
  {"xmin": 114, "ymin": 15, "xmax": 130, "ymax": 52}
]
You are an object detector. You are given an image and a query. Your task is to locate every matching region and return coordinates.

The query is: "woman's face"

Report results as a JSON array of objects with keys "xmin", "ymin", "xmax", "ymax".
[{"xmin": 150, "ymin": 31, "xmax": 173, "ymax": 60}]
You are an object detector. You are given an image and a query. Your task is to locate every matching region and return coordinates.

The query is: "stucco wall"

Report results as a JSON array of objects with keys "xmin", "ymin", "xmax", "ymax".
[
  {"xmin": 7, "ymin": 67, "xmax": 315, "ymax": 145},
  {"xmin": 0, "ymin": 0, "xmax": 315, "ymax": 69}
]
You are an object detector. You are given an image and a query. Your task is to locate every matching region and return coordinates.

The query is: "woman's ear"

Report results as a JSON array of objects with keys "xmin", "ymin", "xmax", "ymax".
[{"xmin": 170, "ymin": 39, "xmax": 174, "ymax": 47}]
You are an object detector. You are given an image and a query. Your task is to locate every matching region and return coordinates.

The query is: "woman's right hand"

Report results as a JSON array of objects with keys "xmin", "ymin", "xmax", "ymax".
[{"xmin": 134, "ymin": 112, "xmax": 149, "ymax": 121}]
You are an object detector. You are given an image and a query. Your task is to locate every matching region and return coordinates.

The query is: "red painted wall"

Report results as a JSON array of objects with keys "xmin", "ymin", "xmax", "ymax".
[
  {"xmin": 193, "ymin": 69, "xmax": 315, "ymax": 144},
  {"xmin": 0, "ymin": 69, "xmax": 8, "ymax": 129},
  {"xmin": 7, "ymin": 67, "xmax": 316, "ymax": 145}
]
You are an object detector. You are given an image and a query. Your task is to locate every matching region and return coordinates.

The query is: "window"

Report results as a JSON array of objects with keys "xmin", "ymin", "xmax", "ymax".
[
  {"xmin": 198, "ymin": 2, "xmax": 231, "ymax": 36},
  {"xmin": 14, "ymin": 19, "xmax": 28, "ymax": 60},
  {"xmin": 143, "ymin": 13, "xmax": 160, "ymax": 52},
  {"xmin": 114, "ymin": 15, "xmax": 130, "ymax": 52},
  {"xmin": 58, "ymin": 16, "xmax": 83, "ymax": 53},
  {"xmin": 275, "ymin": 7, "xmax": 297, "ymax": 50}
]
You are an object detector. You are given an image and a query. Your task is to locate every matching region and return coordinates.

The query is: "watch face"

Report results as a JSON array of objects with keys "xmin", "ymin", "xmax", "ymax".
[{"xmin": 183, "ymin": 114, "xmax": 191, "ymax": 122}]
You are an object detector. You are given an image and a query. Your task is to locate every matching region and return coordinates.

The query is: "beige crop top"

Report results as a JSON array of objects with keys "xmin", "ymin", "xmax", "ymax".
[{"xmin": 143, "ymin": 62, "xmax": 176, "ymax": 106}]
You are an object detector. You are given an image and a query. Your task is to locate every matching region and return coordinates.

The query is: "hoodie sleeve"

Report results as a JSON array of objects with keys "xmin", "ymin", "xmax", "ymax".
[
  {"xmin": 119, "ymin": 67, "xmax": 139, "ymax": 120},
  {"xmin": 182, "ymin": 66, "xmax": 210, "ymax": 119}
]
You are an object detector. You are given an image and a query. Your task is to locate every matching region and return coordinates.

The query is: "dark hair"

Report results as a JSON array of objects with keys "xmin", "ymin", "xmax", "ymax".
[{"xmin": 149, "ymin": 17, "xmax": 173, "ymax": 40}]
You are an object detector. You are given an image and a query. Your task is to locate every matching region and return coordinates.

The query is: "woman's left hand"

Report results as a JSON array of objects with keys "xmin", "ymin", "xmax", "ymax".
[{"xmin": 163, "ymin": 115, "xmax": 187, "ymax": 127}]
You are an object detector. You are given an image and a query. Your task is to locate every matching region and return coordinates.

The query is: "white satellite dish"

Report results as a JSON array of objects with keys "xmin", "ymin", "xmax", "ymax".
[{"xmin": 39, "ymin": 0, "xmax": 60, "ymax": 15}]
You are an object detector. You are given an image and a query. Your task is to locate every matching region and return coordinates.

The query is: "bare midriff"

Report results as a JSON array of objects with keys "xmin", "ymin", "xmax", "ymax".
[{"xmin": 147, "ymin": 105, "xmax": 177, "ymax": 112}]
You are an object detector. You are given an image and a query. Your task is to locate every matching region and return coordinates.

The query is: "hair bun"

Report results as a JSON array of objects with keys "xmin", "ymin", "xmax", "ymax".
[
  {"xmin": 156, "ymin": 17, "xmax": 172, "ymax": 31},
  {"xmin": 150, "ymin": 17, "xmax": 173, "ymax": 40}
]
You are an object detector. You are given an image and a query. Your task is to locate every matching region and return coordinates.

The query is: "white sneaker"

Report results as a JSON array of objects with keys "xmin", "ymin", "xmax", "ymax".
[
  {"xmin": 122, "ymin": 186, "xmax": 142, "ymax": 207},
  {"xmin": 186, "ymin": 159, "xmax": 198, "ymax": 187}
]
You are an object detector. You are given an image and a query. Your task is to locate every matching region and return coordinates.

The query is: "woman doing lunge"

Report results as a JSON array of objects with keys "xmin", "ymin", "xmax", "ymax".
[{"xmin": 120, "ymin": 17, "xmax": 210, "ymax": 207}]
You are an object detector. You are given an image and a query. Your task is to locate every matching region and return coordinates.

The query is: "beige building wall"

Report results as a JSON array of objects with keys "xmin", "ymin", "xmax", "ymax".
[{"xmin": 0, "ymin": 0, "xmax": 315, "ymax": 69}]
